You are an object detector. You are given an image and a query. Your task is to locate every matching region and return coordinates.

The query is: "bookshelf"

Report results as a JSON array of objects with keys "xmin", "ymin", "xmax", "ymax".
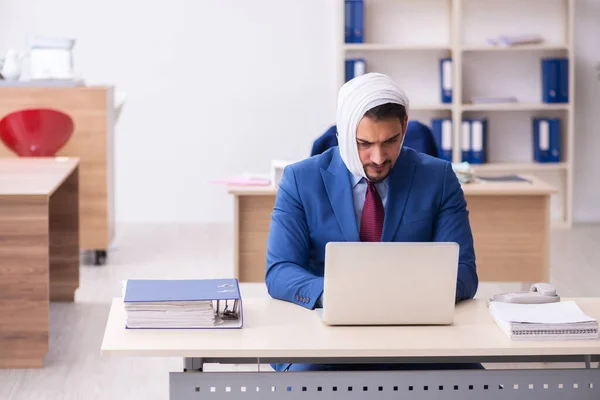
[{"xmin": 339, "ymin": 0, "xmax": 575, "ymax": 227}]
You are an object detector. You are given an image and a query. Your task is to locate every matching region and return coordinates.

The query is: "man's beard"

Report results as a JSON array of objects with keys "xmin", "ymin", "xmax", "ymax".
[{"xmin": 363, "ymin": 160, "xmax": 392, "ymax": 183}]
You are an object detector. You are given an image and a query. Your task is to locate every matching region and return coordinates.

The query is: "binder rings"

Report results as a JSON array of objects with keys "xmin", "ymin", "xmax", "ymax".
[
  {"xmin": 345, "ymin": 0, "xmax": 364, "ymax": 43},
  {"xmin": 431, "ymin": 118, "xmax": 452, "ymax": 161},
  {"xmin": 461, "ymin": 120, "xmax": 471, "ymax": 163},
  {"xmin": 345, "ymin": 58, "xmax": 366, "ymax": 82},
  {"xmin": 440, "ymin": 58, "xmax": 452, "ymax": 104},
  {"xmin": 533, "ymin": 118, "xmax": 561, "ymax": 163},
  {"xmin": 123, "ymin": 278, "xmax": 243, "ymax": 329},
  {"xmin": 542, "ymin": 58, "xmax": 568, "ymax": 103},
  {"xmin": 470, "ymin": 119, "xmax": 488, "ymax": 164}
]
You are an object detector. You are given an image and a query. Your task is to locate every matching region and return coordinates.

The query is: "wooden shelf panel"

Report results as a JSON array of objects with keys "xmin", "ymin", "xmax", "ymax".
[
  {"xmin": 410, "ymin": 104, "xmax": 452, "ymax": 111},
  {"xmin": 344, "ymin": 43, "xmax": 451, "ymax": 51},
  {"xmin": 461, "ymin": 44, "xmax": 569, "ymax": 52},
  {"xmin": 469, "ymin": 163, "xmax": 569, "ymax": 172},
  {"xmin": 462, "ymin": 103, "xmax": 570, "ymax": 111}
]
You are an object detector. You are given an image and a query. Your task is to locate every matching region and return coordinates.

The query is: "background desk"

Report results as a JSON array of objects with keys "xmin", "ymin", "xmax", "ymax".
[
  {"xmin": 0, "ymin": 86, "xmax": 115, "ymax": 264},
  {"xmin": 101, "ymin": 287, "xmax": 600, "ymax": 399},
  {"xmin": 228, "ymin": 176, "xmax": 556, "ymax": 283},
  {"xmin": 0, "ymin": 158, "xmax": 80, "ymax": 368}
]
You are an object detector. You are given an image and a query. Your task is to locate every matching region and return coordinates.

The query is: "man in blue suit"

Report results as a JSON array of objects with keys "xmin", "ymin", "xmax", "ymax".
[{"xmin": 265, "ymin": 73, "xmax": 479, "ymax": 372}]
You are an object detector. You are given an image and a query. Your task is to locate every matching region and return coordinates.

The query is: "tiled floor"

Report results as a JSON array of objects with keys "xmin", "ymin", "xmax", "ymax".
[{"xmin": 1, "ymin": 223, "xmax": 599, "ymax": 399}]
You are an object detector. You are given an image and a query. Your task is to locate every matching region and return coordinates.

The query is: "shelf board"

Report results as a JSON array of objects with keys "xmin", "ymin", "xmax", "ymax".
[
  {"xmin": 461, "ymin": 44, "xmax": 569, "ymax": 52},
  {"xmin": 469, "ymin": 162, "xmax": 568, "ymax": 172},
  {"xmin": 410, "ymin": 104, "xmax": 452, "ymax": 111},
  {"xmin": 462, "ymin": 103, "xmax": 570, "ymax": 111},
  {"xmin": 344, "ymin": 43, "xmax": 451, "ymax": 52},
  {"xmin": 344, "ymin": 44, "xmax": 568, "ymax": 52}
]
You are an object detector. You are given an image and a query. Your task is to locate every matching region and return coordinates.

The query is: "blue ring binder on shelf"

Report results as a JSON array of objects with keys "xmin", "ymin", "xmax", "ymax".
[
  {"xmin": 541, "ymin": 58, "xmax": 568, "ymax": 104},
  {"xmin": 344, "ymin": 0, "xmax": 364, "ymax": 44},
  {"xmin": 123, "ymin": 278, "xmax": 243, "ymax": 329}
]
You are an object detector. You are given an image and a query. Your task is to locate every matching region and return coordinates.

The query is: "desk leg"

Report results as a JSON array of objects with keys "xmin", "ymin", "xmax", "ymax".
[
  {"xmin": 170, "ymin": 368, "xmax": 600, "ymax": 399},
  {"xmin": 0, "ymin": 196, "xmax": 49, "ymax": 368},
  {"xmin": 183, "ymin": 357, "xmax": 204, "ymax": 372},
  {"xmin": 49, "ymin": 167, "xmax": 80, "ymax": 302}
]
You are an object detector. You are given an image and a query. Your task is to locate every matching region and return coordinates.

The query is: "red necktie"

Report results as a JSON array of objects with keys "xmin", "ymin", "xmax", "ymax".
[{"xmin": 360, "ymin": 180, "xmax": 384, "ymax": 242}]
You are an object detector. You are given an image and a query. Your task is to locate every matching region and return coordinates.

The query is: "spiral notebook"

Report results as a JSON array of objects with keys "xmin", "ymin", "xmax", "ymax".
[{"xmin": 489, "ymin": 301, "xmax": 598, "ymax": 341}]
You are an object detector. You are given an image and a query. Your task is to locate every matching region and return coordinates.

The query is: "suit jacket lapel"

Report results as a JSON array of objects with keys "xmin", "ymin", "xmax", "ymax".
[
  {"xmin": 320, "ymin": 149, "xmax": 360, "ymax": 242},
  {"xmin": 381, "ymin": 148, "xmax": 416, "ymax": 242}
]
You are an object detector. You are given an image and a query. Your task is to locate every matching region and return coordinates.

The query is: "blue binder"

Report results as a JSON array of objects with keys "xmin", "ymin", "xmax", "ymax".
[
  {"xmin": 345, "ymin": 0, "xmax": 364, "ymax": 43},
  {"xmin": 549, "ymin": 118, "xmax": 562, "ymax": 162},
  {"xmin": 124, "ymin": 278, "xmax": 243, "ymax": 329},
  {"xmin": 461, "ymin": 119, "xmax": 471, "ymax": 163},
  {"xmin": 558, "ymin": 58, "xmax": 569, "ymax": 103},
  {"xmin": 440, "ymin": 58, "xmax": 453, "ymax": 104},
  {"xmin": 533, "ymin": 118, "xmax": 561, "ymax": 163},
  {"xmin": 533, "ymin": 118, "xmax": 548, "ymax": 162},
  {"xmin": 345, "ymin": 58, "xmax": 366, "ymax": 82},
  {"xmin": 542, "ymin": 58, "xmax": 568, "ymax": 103},
  {"xmin": 344, "ymin": 1, "xmax": 352, "ymax": 43},
  {"xmin": 470, "ymin": 118, "xmax": 488, "ymax": 164},
  {"xmin": 431, "ymin": 118, "xmax": 452, "ymax": 161}
]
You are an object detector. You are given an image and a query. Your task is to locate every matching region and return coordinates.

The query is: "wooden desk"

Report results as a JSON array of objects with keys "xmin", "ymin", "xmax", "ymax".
[
  {"xmin": 229, "ymin": 176, "xmax": 557, "ymax": 283},
  {"xmin": 101, "ymin": 294, "xmax": 600, "ymax": 360},
  {"xmin": 0, "ymin": 86, "xmax": 115, "ymax": 265},
  {"xmin": 101, "ymin": 286, "xmax": 600, "ymax": 399},
  {"xmin": 0, "ymin": 158, "xmax": 80, "ymax": 368}
]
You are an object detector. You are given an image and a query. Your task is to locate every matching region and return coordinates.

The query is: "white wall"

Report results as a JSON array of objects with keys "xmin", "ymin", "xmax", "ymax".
[
  {"xmin": 0, "ymin": 0, "xmax": 340, "ymax": 223},
  {"xmin": 1, "ymin": 0, "xmax": 599, "ymax": 223}
]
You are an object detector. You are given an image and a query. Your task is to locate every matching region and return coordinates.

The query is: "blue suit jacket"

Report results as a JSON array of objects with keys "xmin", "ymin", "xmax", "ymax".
[{"xmin": 265, "ymin": 146, "xmax": 478, "ymax": 310}]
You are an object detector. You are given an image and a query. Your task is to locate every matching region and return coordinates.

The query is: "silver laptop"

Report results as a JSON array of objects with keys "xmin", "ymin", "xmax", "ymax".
[{"xmin": 321, "ymin": 242, "xmax": 459, "ymax": 326}]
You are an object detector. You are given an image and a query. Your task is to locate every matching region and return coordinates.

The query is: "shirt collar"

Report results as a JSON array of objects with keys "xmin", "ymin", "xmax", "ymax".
[{"xmin": 350, "ymin": 173, "xmax": 390, "ymax": 188}]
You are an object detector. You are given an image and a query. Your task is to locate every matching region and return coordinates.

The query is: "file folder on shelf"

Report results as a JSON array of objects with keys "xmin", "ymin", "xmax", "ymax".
[
  {"xmin": 431, "ymin": 118, "xmax": 452, "ymax": 161},
  {"xmin": 123, "ymin": 278, "xmax": 243, "ymax": 329},
  {"xmin": 558, "ymin": 58, "xmax": 569, "ymax": 103},
  {"xmin": 461, "ymin": 120, "xmax": 471, "ymax": 163},
  {"xmin": 440, "ymin": 58, "xmax": 453, "ymax": 104},
  {"xmin": 345, "ymin": 58, "xmax": 366, "ymax": 82},
  {"xmin": 470, "ymin": 119, "xmax": 488, "ymax": 164},
  {"xmin": 345, "ymin": 0, "xmax": 364, "ymax": 43},
  {"xmin": 542, "ymin": 58, "xmax": 568, "ymax": 103},
  {"xmin": 533, "ymin": 118, "xmax": 561, "ymax": 163}
]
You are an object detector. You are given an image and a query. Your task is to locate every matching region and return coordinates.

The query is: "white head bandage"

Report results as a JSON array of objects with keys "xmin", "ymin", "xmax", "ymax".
[{"xmin": 336, "ymin": 72, "xmax": 410, "ymax": 178}]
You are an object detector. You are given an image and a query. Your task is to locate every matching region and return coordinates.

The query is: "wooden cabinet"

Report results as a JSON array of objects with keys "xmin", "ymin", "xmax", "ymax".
[
  {"xmin": 0, "ymin": 86, "xmax": 115, "ymax": 263},
  {"xmin": 228, "ymin": 176, "xmax": 556, "ymax": 284},
  {"xmin": 0, "ymin": 158, "xmax": 80, "ymax": 368}
]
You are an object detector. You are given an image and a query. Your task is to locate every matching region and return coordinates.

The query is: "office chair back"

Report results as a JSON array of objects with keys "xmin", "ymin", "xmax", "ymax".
[{"xmin": 311, "ymin": 121, "xmax": 439, "ymax": 158}]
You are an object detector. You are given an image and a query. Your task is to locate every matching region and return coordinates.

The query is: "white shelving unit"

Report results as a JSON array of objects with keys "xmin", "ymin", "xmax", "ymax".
[{"xmin": 338, "ymin": 0, "xmax": 575, "ymax": 227}]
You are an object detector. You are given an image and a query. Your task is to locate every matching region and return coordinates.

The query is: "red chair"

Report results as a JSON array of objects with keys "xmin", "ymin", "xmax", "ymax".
[{"xmin": 0, "ymin": 108, "xmax": 74, "ymax": 157}]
